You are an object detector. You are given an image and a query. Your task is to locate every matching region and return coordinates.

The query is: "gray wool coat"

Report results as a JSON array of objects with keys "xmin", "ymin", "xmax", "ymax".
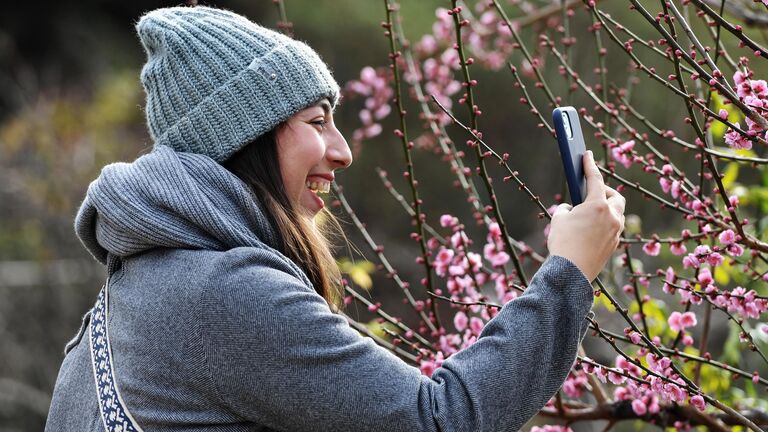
[{"xmin": 45, "ymin": 146, "xmax": 594, "ymax": 431}]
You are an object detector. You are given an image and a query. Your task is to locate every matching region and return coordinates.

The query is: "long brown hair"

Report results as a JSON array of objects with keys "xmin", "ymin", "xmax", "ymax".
[{"xmin": 222, "ymin": 125, "xmax": 344, "ymax": 311}]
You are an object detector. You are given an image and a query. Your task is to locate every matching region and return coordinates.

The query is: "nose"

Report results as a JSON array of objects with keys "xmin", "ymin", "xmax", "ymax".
[{"xmin": 328, "ymin": 125, "xmax": 353, "ymax": 170}]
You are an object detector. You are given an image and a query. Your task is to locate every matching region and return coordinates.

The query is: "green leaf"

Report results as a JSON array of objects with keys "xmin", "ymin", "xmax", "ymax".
[
  {"xmin": 721, "ymin": 163, "xmax": 740, "ymax": 190},
  {"xmin": 714, "ymin": 260, "xmax": 731, "ymax": 285},
  {"xmin": 711, "ymin": 92, "xmax": 741, "ymax": 139},
  {"xmin": 630, "ymin": 299, "xmax": 667, "ymax": 337},
  {"xmin": 338, "ymin": 258, "xmax": 376, "ymax": 290},
  {"xmin": 365, "ymin": 318, "xmax": 399, "ymax": 339}
]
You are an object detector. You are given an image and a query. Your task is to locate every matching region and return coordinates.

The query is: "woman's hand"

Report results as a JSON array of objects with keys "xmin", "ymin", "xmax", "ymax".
[{"xmin": 547, "ymin": 150, "xmax": 626, "ymax": 281}]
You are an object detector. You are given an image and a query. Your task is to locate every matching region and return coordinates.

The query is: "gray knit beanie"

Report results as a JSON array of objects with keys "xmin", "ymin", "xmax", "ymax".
[{"xmin": 136, "ymin": 6, "xmax": 340, "ymax": 162}]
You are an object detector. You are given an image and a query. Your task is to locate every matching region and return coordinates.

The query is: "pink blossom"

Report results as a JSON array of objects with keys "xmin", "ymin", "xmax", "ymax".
[
  {"xmin": 659, "ymin": 177, "xmax": 672, "ymax": 193},
  {"xmin": 608, "ymin": 370, "xmax": 626, "ymax": 385},
  {"xmin": 450, "ymin": 231, "xmax": 469, "ymax": 248},
  {"xmin": 718, "ymin": 229, "xmax": 737, "ymax": 244},
  {"xmin": 706, "ymin": 252, "xmax": 724, "ymax": 266},
  {"xmin": 734, "ymin": 70, "xmax": 746, "ymax": 85},
  {"xmin": 435, "ymin": 247, "xmax": 454, "ymax": 264},
  {"xmin": 668, "ymin": 311, "xmax": 697, "ymax": 332},
  {"xmin": 680, "ymin": 312, "xmax": 697, "ymax": 328},
  {"xmin": 469, "ymin": 316, "xmax": 485, "ymax": 336},
  {"xmin": 562, "ymin": 372, "xmax": 588, "ymax": 398},
  {"xmin": 488, "ymin": 222, "xmax": 502, "ymax": 238},
  {"xmin": 448, "ymin": 265, "xmax": 465, "ymax": 276},
  {"xmin": 724, "ymin": 123, "xmax": 753, "ymax": 150},
  {"xmin": 665, "ymin": 382, "xmax": 687, "ymax": 402},
  {"xmin": 697, "ymin": 267, "xmax": 713, "ymax": 286},
  {"xmin": 671, "ymin": 180, "xmax": 682, "ymax": 199},
  {"xmin": 611, "ymin": 140, "xmax": 635, "ymax": 169},
  {"xmin": 751, "ymin": 79, "xmax": 768, "ymax": 96},
  {"xmin": 440, "ymin": 48, "xmax": 460, "ymax": 70},
  {"xmin": 631, "ymin": 399, "xmax": 647, "ymax": 416},
  {"xmin": 668, "ymin": 311, "xmax": 683, "ymax": 331},
  {"xmin": 466, "ymin": 252, "xmax": 482, "ymax": 272},
  {"xmin": 682, "ymin": 255, "xmax": 699, "ymax": 269},
  {"xmin": 670, "ymin": 242, "xmax": 687, "ymax": 255},
  {"xmin": 416, "ymin": 34, "xmax": 438, "ymax": 56},
  {"xmin": 662, "ymin": 266, "xmax": 676, "ymax": 293},
  {"xmin": 489, "ymin": 251, "xmax": 509, "ymax": 267},
  {"xmin": 642, "ymin": 241, "xmax": 661, "ymax": 256},
  {"xmin": 440, "ymin": 214, "xmax": 458, "ymax": 228},
  {"xmin": 454, "ymin": 311, "xmax": 468, "ymax": 332},
  {"xmin": 726, "ymin": 243, "xmax": 744, "ymax": 257},
  {"xmin": 483, "ymin": 243, "xmax": 509, "ymax": 267},
  {"xmin": 690, "ymin": 395, "xmax": 706, "ymax": 411},
  {"xmin": 718, "ymin": 109, "xmax": 728, "ymax": 119},
  {"xmin": 419, "ymin": 360, "xmax": 436, "ymax": 377}
]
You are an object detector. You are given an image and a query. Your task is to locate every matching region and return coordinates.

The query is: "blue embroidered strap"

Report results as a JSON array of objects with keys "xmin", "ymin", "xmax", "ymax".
[{"xmin": 89, "ymin": 280, "xmax": 144, "ymax": 432}]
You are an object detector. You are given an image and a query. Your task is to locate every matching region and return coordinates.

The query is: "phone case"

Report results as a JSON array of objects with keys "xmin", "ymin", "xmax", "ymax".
[{"xmin": 552, "ymin": 106, "xmax": 587, "ymax": 206}]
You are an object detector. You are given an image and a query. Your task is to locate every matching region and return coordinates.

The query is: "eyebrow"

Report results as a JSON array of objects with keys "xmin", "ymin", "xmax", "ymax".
[{"xmin": 315, "ymin": 99, "xmax": 334, "ymax": 114}]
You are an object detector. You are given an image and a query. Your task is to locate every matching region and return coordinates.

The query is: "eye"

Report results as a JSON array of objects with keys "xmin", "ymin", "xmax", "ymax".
[{"xmin": 311, "ymin": 119, "xmax": 327, "ymax": 130}]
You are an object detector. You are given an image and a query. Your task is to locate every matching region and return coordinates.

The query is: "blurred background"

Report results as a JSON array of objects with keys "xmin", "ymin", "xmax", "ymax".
[{"xmin": 2, "ymin": 0, "xmax": 765, "ymax": 430}]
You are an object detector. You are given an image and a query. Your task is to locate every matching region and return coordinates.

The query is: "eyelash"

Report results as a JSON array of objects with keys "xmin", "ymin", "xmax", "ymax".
[{"xmin": 311, "ymin": 119, "xmax": 327, "ymax": 130}]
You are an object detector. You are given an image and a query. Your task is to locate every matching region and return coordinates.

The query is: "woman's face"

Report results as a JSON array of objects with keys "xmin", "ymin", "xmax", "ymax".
[{"xmin": 276, "ymin": 99, "xmax": 353, "ymax": 217}]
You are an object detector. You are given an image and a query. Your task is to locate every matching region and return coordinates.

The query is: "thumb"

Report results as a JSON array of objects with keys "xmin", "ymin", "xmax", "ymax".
[{"xmin": 583, "ymin": 150, "xmax": 606, "ymax": 202}]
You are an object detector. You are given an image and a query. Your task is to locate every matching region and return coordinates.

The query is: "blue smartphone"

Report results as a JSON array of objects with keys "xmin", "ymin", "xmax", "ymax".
[{"xmin": 552, "ymin": 106, "xmax": 587, "ymax": 206}]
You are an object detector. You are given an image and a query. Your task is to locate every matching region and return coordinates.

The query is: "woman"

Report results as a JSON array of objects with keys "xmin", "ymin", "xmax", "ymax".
[{"xmin": 45, "ymin": 5, "xmax": 625, "ymax": 432}]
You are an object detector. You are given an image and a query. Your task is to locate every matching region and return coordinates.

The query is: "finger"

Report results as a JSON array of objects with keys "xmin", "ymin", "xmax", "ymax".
[
  {"xmin": 604, "ymin": 185, "xmax": 619, "ymax": 199},
  {"xmin": 552, "ymin": 203, "xmax": 573, "ymax": 217},
  {"xmin": 583, "ymin": 150, "xmax": 606, "ymax": 202},
  {"xmin": 607, "ymin": 188, "xmax": 626, "ymax": 215}
]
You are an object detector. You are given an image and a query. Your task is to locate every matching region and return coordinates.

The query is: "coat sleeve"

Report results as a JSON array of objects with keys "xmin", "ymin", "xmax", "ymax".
[{"xmin": 197, "ymin": 251, "xmax": 594, "ymax": 432}]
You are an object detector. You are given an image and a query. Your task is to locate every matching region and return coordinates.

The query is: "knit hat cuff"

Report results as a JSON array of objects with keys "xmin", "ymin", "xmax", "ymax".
[{"xmin": 152, "ymin": 42, "xmax": 340, "ymax": 163}]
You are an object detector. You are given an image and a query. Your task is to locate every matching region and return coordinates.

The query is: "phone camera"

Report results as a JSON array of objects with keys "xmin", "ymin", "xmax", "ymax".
[{"xmin": 561, "ymin": 112, "xmax": 573, "ymax": 139}]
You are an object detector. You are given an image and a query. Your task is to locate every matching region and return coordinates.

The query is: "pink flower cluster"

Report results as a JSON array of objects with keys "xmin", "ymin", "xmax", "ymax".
[
  {"xmin": 717, "ymin": 229, "xmax": 744, "ymax": 257},
  {"xmin": 682, "ymin": 245, "xmax": 723, "ymax": 269},
  {"xmin": 611, "ymin": 140, "xmax": 637, "ymax": 169},
  {"xmin": 427, "ymin": 215, "xmax": 529, "ymax": 362},
  {"xmin": 432, "ymin": 215, "xmax": 518, "ymax": 307},
  {"xmin": 561, "ymin": 369, "xmax": 589, "ymax": 398},
  {"xmin": 343, "ymin": 66, "xmax": 393, "ymax": 153},
  {"xmin": 723, "ymin": 68, "xmax": 768, "ymax": 150},
  {"xmin": 710, "ymin": 286, "xmax": 768, "ymax": 319},
  {"xmin": 668, "ymin": 311, "xmax": 697, "ymax": 332},
  {"xmin": 583, "ymin": 353, "xmax": 706, "ymax": 417}
]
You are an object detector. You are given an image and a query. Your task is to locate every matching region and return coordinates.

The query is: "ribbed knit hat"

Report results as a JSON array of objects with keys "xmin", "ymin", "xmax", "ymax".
[{"xmin": 136, "ymin": 6, "xmax": 340, "ymax": 162}]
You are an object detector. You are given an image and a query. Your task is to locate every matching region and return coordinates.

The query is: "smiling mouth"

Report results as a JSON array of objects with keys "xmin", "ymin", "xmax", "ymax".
[{"xmin": 306, "ymin": 179, "xmax": 331, "ymax": 194}]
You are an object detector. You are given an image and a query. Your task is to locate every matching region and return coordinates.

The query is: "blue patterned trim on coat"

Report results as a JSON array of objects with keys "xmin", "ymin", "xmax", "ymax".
[{"xmin": 89, "ymin": 282, "xmax": 144, "ymax": 432}]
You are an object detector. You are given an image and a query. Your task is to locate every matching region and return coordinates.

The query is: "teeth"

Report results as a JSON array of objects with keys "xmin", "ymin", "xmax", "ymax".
[{"xmin": 306, "ymin": 180, "xmax": 331, "ymax": 194}]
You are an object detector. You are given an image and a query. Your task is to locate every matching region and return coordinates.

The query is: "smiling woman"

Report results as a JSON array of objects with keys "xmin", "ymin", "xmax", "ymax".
[
  {"xmin": 44, "ymin": 4, "xmax": 615, "ymax": 432},
  {"xmin": 221, "ymin": 98, "xmax": 351, "ymax": 311},
  {"xmin": 276, "ymin": 98, "xmax": 352, "ymax": 216}
]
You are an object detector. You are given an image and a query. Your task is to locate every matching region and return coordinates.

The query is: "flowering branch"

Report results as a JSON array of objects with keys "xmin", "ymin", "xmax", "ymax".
[
  {"xmin": 448, "ymin": 2, "xmax": 528, "ymax": 286},
  {"xmin": 383, "ymin": 0, "xmax": 441, "ymax": 332}
]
